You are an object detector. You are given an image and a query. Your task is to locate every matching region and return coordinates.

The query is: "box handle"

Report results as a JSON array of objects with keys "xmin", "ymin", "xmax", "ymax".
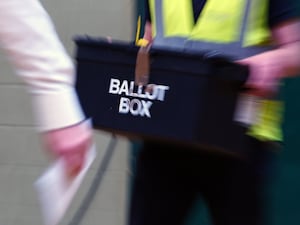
[{"xmin": 135, "ymin": 45, "xmax": 151, "ymax": 86}]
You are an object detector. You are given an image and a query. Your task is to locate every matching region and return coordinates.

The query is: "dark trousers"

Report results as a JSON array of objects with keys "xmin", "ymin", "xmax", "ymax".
[{"xmin": 128, "ymin": 137, "xmax": 276, "ymax": 225}]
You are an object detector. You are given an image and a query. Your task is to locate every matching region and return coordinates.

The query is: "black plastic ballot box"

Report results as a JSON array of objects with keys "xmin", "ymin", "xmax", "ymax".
[{"xmin": 74, "ymin": 37, "xmax": 250, "ymax": 155}]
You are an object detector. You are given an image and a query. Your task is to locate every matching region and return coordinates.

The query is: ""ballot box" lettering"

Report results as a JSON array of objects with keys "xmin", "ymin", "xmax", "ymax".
[
  {"xmin": 108, "ymin": 78, "xmax": 170, "ymax": 118},
  {"xmin": 119, "ymin": 97, "xmax": 153, "ymax": 117}
]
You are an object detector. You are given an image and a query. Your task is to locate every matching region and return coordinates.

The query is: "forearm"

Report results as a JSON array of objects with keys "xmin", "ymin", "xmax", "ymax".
[
  {"xmin": 273, "ymin": 41, "xmax": 300, "ymax": 78},
  {"xmin": 249, "ymin": 40, "xmax": 300, "ymax": 79},
  {"xmin": 272, "ymin": 19, "xmax": 300, "ymax": 78},
  {"xmin": 0, "ymin": 0, "xmax": 85, "ymax": 131}
]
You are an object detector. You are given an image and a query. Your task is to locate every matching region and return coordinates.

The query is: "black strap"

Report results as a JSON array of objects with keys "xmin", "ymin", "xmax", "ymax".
[{"xmin": 68, "ymin": 134, "xmax": 118, "ymax": 225}]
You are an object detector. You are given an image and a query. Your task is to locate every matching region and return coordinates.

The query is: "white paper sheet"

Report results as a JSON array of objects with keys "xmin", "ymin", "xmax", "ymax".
[
  {"xmin": 234, "ymin": 94, "xmax": 261, "ymax": 126},
  {"xmin": 34, "ymin": 144, "xmax": 96, "ymax": 225}
]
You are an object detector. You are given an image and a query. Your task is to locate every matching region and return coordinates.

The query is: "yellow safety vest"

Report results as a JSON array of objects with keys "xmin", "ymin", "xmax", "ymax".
[
  {"xmin": 147, "ymin": 0, "xmax": 282, "ymax": 141},
  {"xmin": 149, "ymin": 0, "xmax": 271, "ymax": 46}
]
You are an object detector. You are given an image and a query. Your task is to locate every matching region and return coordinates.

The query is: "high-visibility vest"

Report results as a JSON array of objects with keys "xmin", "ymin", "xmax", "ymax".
[{"xmin": 148, "ymin": 0, "xmax": 282, "ymax": 141}]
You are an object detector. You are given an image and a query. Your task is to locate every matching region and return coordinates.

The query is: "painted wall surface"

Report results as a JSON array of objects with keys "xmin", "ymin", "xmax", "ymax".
[{"xmin": 0, "ymin": 1, "xmax": 135, "ymax": 225}]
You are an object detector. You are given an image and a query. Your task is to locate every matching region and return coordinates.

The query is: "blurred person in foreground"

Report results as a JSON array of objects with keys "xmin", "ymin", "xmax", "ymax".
[
  {"xmin": 128, "ymin": 0, "xmax": 300, "ymax": 225},
  {"xmin": 0, "ymin": 0, "xmax": 92, "ymax": 177}
]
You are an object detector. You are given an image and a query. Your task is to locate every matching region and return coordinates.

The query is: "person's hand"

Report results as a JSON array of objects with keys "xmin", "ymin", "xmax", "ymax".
[
  {"xmin": 237, "ymin": 51, "xmax": 283, "ymax": 98},
  {"xmin": 41, "ymin": 120, "xmax": 93, "ymax": 178},
  {"xmin": 238, "ymin": 20, "xmax": 300, "ymax": 97}
]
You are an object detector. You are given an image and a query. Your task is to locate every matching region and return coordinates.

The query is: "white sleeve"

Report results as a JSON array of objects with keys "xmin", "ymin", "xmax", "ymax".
[{"xmin": 0, "ymin": 0, "xmax": 85, "ymax": 131}]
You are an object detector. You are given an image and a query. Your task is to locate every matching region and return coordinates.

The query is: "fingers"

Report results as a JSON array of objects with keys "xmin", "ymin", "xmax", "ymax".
[
  {"xmin": 42, "ymin": 121, "xmax": 93, "ymax": 178},
  {"xmin": 237, "ymin": 56, "xmax": 281, "ymax": 98},
  {"xmin": 246, "ymin": 64, "xmax": 278, "ymax": 97},
  {"xmin": 61, "ymin": 137, "xmax": 91, "ymax": 178}
]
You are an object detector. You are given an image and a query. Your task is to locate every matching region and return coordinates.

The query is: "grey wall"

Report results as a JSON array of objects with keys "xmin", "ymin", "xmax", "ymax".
[{"xmin": 0, "ymin": 0, "xmax": 135, "ymax": 224}]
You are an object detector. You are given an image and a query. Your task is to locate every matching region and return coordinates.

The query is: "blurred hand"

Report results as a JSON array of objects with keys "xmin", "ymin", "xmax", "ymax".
[
  {"xmin": 237, "ymin": 52, "xmax": 283, "ymax": 98},
  {"xmin": 237, "ymin": 19, "xmax": 300, "ymax": 97},
  {"xmin": 42, "ymin": 121, "xmax": 93, "ymax": 178}
]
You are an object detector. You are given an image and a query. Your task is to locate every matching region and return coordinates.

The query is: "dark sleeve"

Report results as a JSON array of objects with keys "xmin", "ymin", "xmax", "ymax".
[
  {"xmin": 145, "ymin": 0, "xmax": 151, "ymax": 22},
  {"xmin": 268, "ymin": 0, "xmax": 300, "ymax": 27}
]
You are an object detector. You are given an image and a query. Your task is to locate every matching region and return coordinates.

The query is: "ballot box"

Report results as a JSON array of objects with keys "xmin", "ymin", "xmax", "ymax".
[{"xmin": 74, "ymin": 36, "xmax": 250, "ymax": 155}]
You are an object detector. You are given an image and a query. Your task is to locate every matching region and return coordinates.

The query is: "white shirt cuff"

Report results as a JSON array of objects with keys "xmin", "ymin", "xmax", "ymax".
[{"xmin": 32, "ymin": 88, "xmax": 86, "ymax": 132}]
